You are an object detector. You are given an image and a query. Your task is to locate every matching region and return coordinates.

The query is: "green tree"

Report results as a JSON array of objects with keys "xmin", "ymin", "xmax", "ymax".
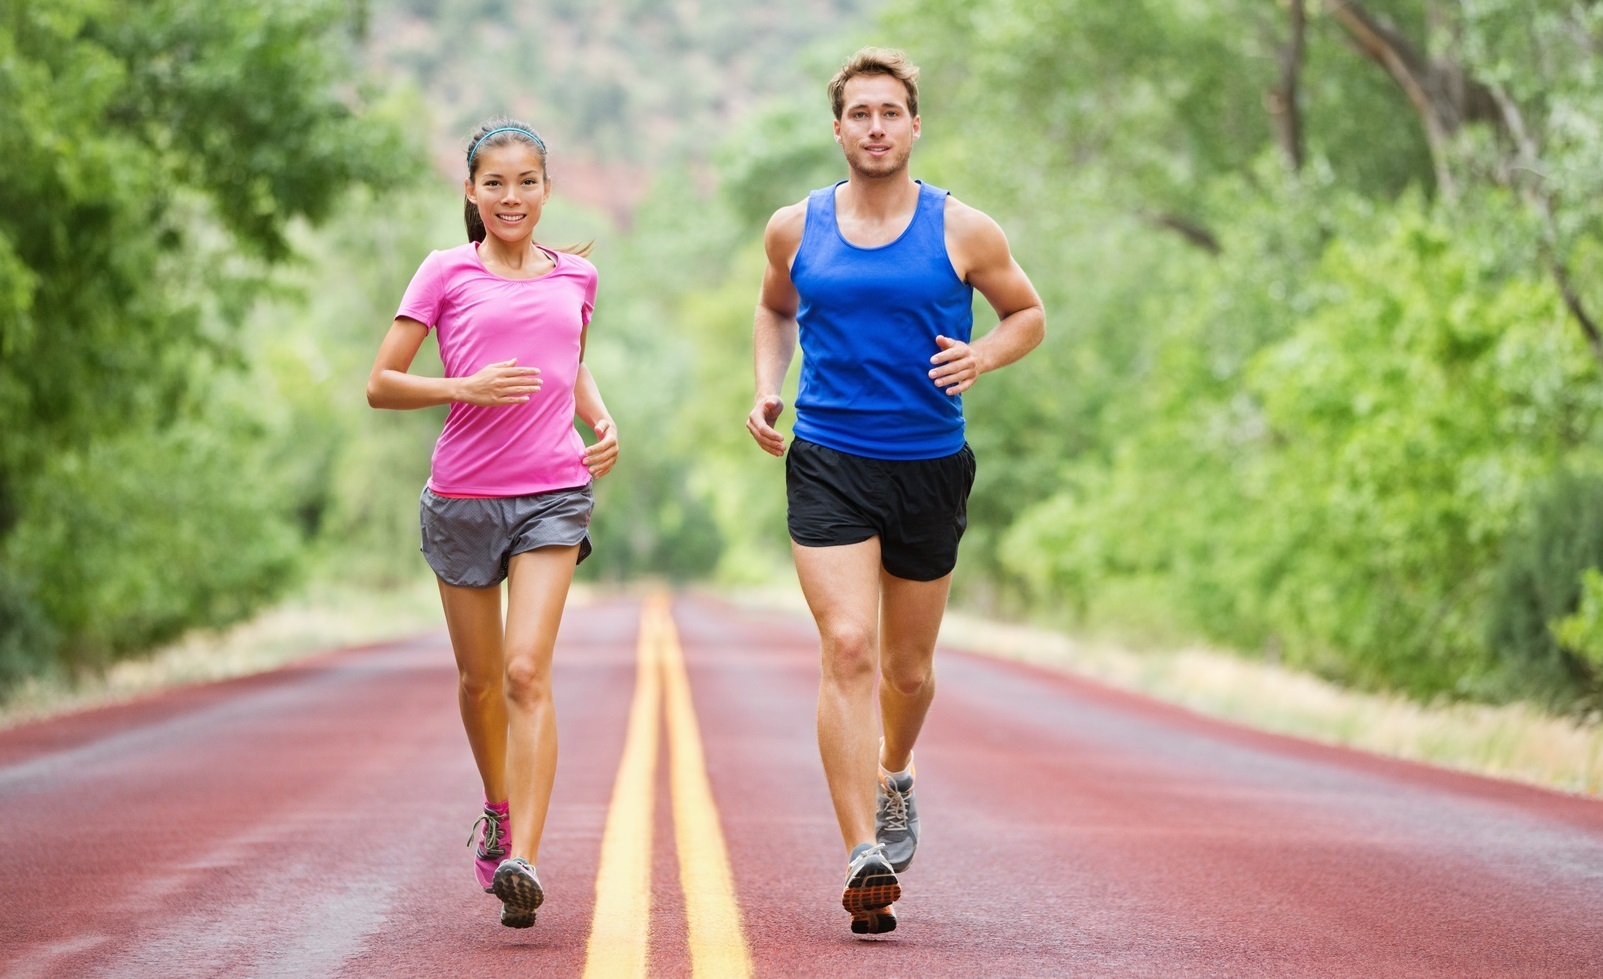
[{"xmin": 0, "ymin": 0, "xmax": 417, "ymax": 685}]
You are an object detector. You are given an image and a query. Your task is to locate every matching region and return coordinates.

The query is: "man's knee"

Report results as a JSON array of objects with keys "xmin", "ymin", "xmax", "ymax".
[{"xmin": 820, "ymin": 623, "xmax": 877, "ymax": 682}]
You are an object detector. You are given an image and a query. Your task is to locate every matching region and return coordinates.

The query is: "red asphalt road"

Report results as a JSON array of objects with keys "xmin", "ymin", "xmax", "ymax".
[{"xmin": 2, "ymin": 590, "xmax": 1601, "ymax": 977}]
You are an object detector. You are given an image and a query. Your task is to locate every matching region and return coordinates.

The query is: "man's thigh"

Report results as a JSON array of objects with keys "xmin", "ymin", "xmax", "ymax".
[
  {"xmin": 793, "ymin": 538, "xmax": 883, "ymax": 641},
  {"xmin": 878, "ymin": 569, "xmax": 952, "ymax": 675}
]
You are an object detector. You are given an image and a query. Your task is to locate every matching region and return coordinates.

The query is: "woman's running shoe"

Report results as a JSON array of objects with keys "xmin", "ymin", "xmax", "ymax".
[
  {"xmin": 468, "ymin": 802, "xmax": 511, "ymax": 893},
  {"xmin": 492, "ymin": 857, "xmax": 544, "ymax": 929}
]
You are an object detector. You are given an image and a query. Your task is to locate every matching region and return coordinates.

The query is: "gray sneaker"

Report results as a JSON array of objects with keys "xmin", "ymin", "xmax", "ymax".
[
  {"xmin": 875, "ymin": 769, "xmax": 919, "ymax": 872},
  {"xmin": 492, "ymin": 858, "xmax": 544, "ymax": 929}
]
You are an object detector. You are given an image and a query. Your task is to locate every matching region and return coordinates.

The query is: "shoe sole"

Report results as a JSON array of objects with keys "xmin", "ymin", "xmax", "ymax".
[
  {"xmin": 492, "ymin": 866, "xmax": 545, "ymax": 928},
  {"xmin": 841, "ymin": 870, "xmax": 900, "ymax": 915},
  {"xmin": 850, "ymin": 907, "xmax": 898, "ymax": 935}
]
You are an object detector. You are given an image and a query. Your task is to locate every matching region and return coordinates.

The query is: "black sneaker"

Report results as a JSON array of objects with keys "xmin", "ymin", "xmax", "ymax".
[
  {"xmin": 841, "ymin": 842, "xmax": 900, "ymax": 933},
  {"xmin": 492, "ymin": 858, "xmax": 544, "ymax": 929},
  {"xmin": 875, "ymin": 767, "xmax": 919, "ymax": 873}
]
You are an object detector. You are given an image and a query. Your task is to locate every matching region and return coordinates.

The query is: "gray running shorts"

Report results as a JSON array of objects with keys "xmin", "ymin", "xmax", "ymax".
[{"xmin": 419, "ymin": 483, "xmax": 594, "ymax": 588}]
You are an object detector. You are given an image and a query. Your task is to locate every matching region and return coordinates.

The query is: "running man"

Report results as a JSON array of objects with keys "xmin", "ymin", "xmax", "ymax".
[{"xmin": 745, "ymin": 46, "xmax": 1045, "ymax": 935}]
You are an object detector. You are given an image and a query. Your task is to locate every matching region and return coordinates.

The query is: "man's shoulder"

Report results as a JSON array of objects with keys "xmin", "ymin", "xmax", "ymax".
[
  {"xmin": 764, "ymin": 197, "xmax": 811, "ymax": 247},
  {"xmin": 940, "ymin": 193, "xmax": 1003, "ymax": 238}
]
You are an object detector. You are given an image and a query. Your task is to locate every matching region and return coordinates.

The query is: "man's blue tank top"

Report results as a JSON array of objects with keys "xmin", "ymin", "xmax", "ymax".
[{"xmin": 791, "ymin": 180, "xmax": 974, "ymax": 460}]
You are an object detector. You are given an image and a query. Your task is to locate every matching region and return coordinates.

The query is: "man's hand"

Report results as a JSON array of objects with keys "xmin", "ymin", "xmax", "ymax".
[
  {"xmin": 747, "ymin": 395, "xmax": 788, "ymax": 456},
  {"xmin": 929, "ymin": 335, "xmax": 982, "ymax": 396}
]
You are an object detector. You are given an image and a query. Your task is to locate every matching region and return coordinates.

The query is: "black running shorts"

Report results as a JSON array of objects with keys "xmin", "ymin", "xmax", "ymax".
[{"xmin": 785, "ymin": 437, "xmax": 976, "ymax": 582}]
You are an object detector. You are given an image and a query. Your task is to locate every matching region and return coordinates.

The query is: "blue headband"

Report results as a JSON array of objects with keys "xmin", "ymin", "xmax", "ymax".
[{"xmin": 468, "ymin": 126, "xmax": 547, "ymax": 166}]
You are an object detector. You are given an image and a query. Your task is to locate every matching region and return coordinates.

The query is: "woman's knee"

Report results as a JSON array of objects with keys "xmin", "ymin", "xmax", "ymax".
[
  {"xmin": 503, "ymin": 655, "xmax": 552, "ymax": 705},
  {"xmin": 458, "ymin": 666, "xmax": 501, "ymax": 706},
  {"xmin": 881, "ymin": 659, "xmax": 933, "ymax": 698}
]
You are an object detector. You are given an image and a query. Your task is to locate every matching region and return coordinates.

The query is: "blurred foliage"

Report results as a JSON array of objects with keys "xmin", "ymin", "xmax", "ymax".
[
  {"xmin": 0, "ymin": 0, "xmax": 419, "ymax": 688},
  {"xmin": 563, "ymin": 0, "xmax": 1603, "ymax": 708},
  {"xmin": 8, "ymin": 0, "xmax": 1603, "ymax": 714},
  {"xmin": 1488, "ymin": 471, "xmax": 1603, "ymax": 702},
  {"xmin": 1553, "ymin": 569, "xmax": 1603, "ymax": 676}
]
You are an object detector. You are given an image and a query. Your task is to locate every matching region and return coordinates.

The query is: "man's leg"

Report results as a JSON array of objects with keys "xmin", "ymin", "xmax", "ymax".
[
  {"xmin": 793, "ymin": 538, "xmax": 885, "ymax": 854},
  {"xmin": 873, "ymin": 569, "xmax": 948, "ymax": 874},
  {"xmin": 877, "ymin": 569, "xmax": 950, "ymax": 773}
]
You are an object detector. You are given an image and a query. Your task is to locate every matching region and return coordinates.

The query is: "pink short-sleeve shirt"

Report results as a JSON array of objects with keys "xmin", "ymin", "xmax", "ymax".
[{"xmin": 396, "ymin": 242, "xmax": 597, "ymax": 497}]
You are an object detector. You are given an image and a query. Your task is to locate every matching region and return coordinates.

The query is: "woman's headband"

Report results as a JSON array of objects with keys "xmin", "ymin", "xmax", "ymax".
[{"xmin": 468, "ymin": 127, "xmax": 547, "ymax": 166}]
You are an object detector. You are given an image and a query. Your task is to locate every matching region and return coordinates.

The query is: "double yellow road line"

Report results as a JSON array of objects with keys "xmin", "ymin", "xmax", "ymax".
[{"xmin": 583, "ymin": 593, "xmax": 752, "ymax": 978}]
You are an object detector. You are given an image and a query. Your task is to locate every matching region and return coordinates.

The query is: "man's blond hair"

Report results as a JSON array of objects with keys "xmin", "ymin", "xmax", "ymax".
[{"xmin": 828, "ymin": 47, "xmax": 920, "ymax": 120}]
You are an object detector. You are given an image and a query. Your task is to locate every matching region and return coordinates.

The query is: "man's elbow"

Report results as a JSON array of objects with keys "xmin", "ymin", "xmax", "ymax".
[{"xmin": 1024, "ymin": 305, "xmax": 1047, "ymax": 352}]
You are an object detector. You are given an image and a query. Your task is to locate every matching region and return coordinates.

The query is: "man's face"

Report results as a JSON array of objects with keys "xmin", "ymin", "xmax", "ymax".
[{"xmin": 834, "ymin": 74, "xmax": 919, "ymax": 179}]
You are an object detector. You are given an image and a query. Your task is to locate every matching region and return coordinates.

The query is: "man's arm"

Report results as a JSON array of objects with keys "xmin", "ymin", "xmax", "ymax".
[
  {"xmin": 929, "ymin": 198, "xmax": 1046, "ymax": 396},
  {"xmin": 747, "ymin": 201, "xmax": 807, "ymax": 456}
]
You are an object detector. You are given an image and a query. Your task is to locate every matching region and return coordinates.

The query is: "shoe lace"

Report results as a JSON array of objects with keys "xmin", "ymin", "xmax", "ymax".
[
  {"xmin": 877, "ymin": 781, "xmax": 909, "ymax": 833},
  {"xmin": 468, "ymin": 809, "xmax": 506, "ymax": 858}
]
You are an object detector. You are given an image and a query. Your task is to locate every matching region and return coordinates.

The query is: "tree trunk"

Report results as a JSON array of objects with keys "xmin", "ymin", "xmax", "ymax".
[
  {"xmin": 1268, "ymin": 0, "xmax": 1307, "ymax": 173},
  {"xmin": 1321, "ymin": 0, "xmax": 1503, "ymax": 196}
]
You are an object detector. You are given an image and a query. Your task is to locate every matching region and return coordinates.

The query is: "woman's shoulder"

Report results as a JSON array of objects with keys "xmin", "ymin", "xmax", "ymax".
[
  {"xmin": 551, "ymin": 248, "xmax": 598, "ymax": 287},
  {"xmin": 553, "ymin": 247, "xmax": 597, "ymax": 276},
  {"xmin": 430, "ymin": 241, "xmax": 481, "ymax": 267},
  {"xmin": 411, "ymin": 241, "xmax": 480, "ymax": 278}
]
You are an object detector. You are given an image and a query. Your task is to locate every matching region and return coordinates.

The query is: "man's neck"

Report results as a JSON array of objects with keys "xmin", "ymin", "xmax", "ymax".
[{"xmin": 839, "ymin": 172, "xmax": 918, "ymax": 220}]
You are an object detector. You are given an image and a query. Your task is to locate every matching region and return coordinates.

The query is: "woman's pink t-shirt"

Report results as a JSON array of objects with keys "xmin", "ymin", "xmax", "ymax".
[{"xmin": 396, "ymin": 241, "xmax": 597, "ymax": 497}]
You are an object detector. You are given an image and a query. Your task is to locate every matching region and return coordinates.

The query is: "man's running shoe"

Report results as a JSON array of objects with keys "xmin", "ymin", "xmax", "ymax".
[
  {"xmin": 468, "ymin": 802, "xmax": 511, "ymax": 893},
  {"xmin": 851, "ymin": 903, "xmax": 898, "ymax": 935},
  {"xmin": 492, "ymin": 857, "xmax": 544, "ymax": 929},
  {"xmin": 875, "ymin": 766, "xmax": 919, "ymax": 873},
  {"xmin": 841, "ymin": 842, "xmax": 900, "ymax": 929}
]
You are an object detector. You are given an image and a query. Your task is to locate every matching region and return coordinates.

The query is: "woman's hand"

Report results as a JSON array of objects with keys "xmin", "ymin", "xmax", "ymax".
[
  {"xmin": 457, "ymin": 358, "xmax": 542, "ymax": 406},
  {"xmin": 585, "ymin": 417, "xmax": 619, "ymax": 477}
]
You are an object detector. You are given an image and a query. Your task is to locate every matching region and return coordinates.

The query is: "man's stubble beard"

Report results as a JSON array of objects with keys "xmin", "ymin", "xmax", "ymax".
[{"xmin": 845, "ymin": 144, "xmax": 914, "ymax": 180}]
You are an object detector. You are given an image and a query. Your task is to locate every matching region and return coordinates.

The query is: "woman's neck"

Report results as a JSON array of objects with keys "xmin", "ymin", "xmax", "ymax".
[{"xmin": 477, "ymin": 235, "xmax": 554, "ymax": 279}]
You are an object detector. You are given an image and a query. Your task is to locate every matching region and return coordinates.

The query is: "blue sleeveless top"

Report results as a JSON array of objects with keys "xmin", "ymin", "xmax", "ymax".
[{"xmin": 791, "ymin": 180, "xmax": 974, "ymax": 460}]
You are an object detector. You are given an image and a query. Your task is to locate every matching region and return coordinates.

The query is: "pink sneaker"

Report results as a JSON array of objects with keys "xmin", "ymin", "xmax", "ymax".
[{"xmin": 468, "ymin": 801, "xmax": 511, "ymax": 892}]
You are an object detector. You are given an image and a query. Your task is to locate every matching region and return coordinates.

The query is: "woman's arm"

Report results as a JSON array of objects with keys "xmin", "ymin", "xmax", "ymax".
[
  {"xmin": 366, "ymin": 317, "xmax": 544, "ymax": 410},
  {"xmin": 574, "ymin": 326, "xmax": 618, "ymax": 477}
]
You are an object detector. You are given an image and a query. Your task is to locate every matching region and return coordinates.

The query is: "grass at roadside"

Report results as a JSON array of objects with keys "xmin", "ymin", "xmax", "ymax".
[
  {"xmin": 0, "ymin": 577, "xmax": 445, "ymax": 730},
  {"xmin": 726, "ymin": 584, "xmax": 1603, "ymax": 798},
  {"xmin": 6, "ymin": 580, "xmax": 1599, "ymax": 798},
  {"xmin": 937, "ymin": 608, "xmax": 1603, "ymax": 798}
]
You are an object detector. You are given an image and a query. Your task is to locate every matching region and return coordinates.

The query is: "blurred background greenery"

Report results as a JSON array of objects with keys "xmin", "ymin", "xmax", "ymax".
[{"xmin": 4, "ymin": 0, "xmax": 1603, "ymax": 714}]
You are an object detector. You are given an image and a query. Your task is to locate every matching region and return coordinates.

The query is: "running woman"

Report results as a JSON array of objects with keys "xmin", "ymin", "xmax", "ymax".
[
  {"xmin": 367, "ymin": 118, "xmax": 618, "ymax": 929},
  {"xmin": 746, "ymin": 47, "xmax": 1045, "ymax": 935}
]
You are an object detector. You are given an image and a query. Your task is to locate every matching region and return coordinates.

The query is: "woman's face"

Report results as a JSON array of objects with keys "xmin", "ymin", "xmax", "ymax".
[{"xmin": 464, "ymin": 143, "xmax": 551, "ymax": 244}]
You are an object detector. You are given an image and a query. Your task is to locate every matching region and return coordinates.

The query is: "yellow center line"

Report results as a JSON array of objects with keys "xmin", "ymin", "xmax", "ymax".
[
  {"xmin": 582, "ymin": 593, "xmax": 753, "ymax": 978},
  {"xmin": 582, "ymin": 596, "xmax": 662, "ymax": 979},
  {"xmin": 660, "ymin": 601, "xmax": 755, "ymax": 978}
]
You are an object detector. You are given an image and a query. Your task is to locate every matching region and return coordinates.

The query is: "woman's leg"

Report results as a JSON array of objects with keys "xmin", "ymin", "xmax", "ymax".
[
  {"xmin": 501, "ymin": 544, "xmax": 580, "ymax": 867},
  {"xmin": 437, "ymin": 578, "xmax": 509, "ymax": 804}
]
